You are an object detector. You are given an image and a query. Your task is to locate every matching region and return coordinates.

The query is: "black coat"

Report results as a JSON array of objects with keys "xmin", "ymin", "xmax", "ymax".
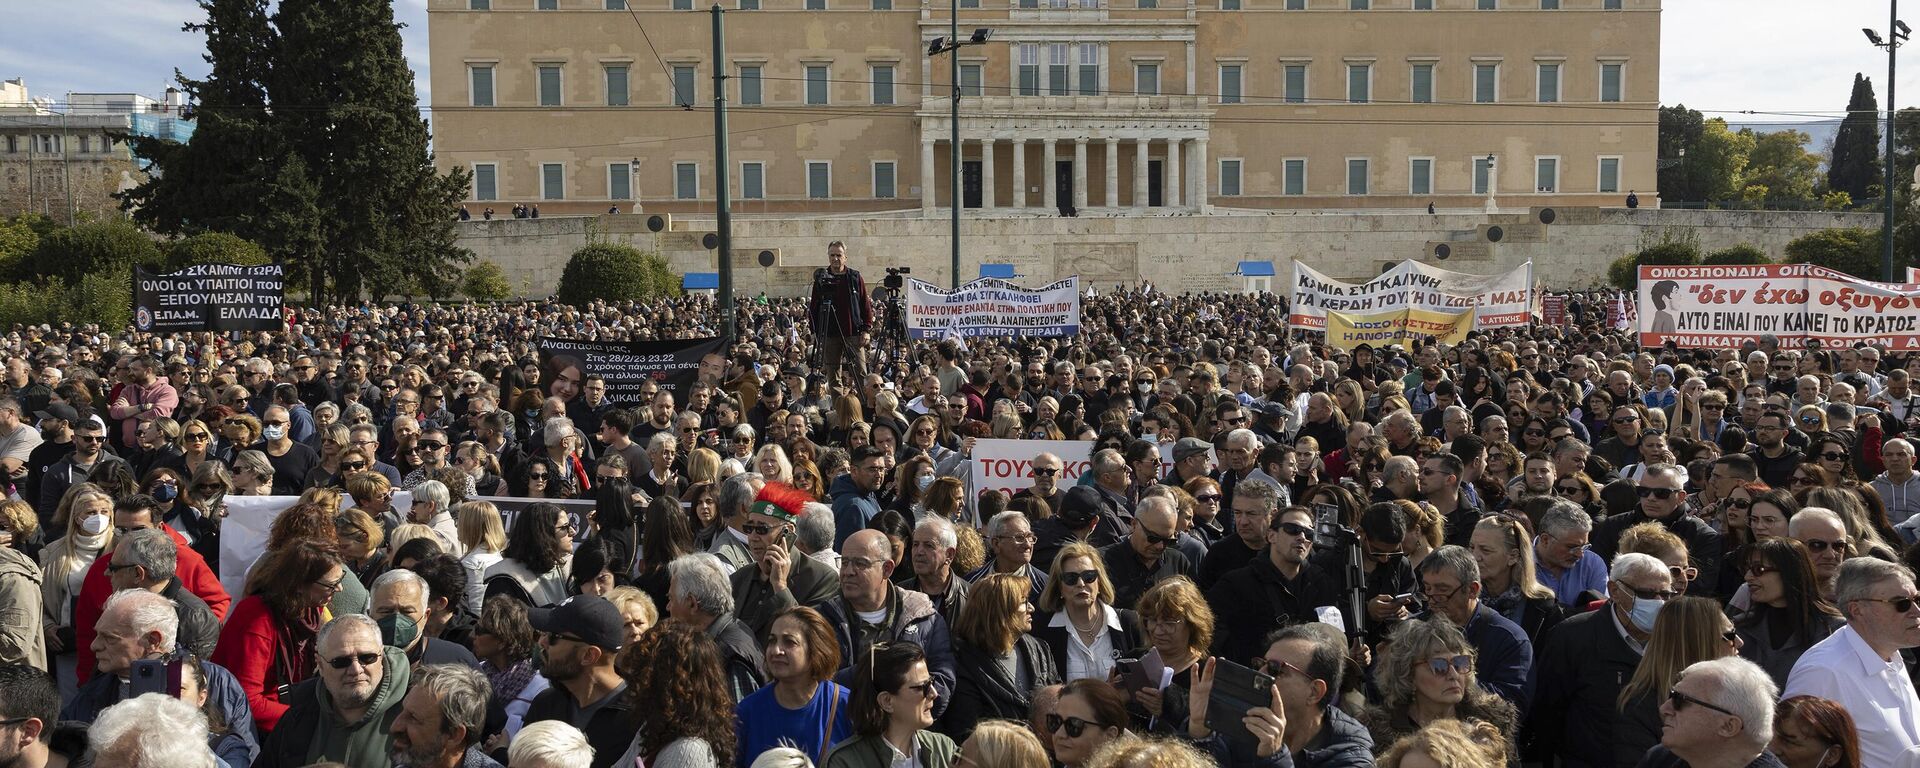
[
  {"xmin": 1030, "ymin": 608, "xmax": 1144, "ymax": 681},
  {"xmin": 1205, "ymin": 552, "xmax": 1341, "ymax": 665},
  {"xmin": 1591, "ymin": 508, "xmax": 1723, "ymax": 598},
  {"xmin": 938, "ymin": 634, "xmax": 1061, "ymax": 741},
  {"xmin": 1529, "ymin": 605, "xmax": 1644, "ymax": 768}
]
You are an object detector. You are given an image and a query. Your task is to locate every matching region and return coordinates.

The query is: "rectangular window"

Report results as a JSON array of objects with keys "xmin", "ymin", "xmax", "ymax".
[
  {"xmin": 1285, "ymin": 0, "xmax": 1304, "ymax": 8},
  {"xmin": 1220, "ymin": 0, "xmax": 1240, "ymax": 8},
  {"xmin": 1048, "ymin": 45, "xmax": 1070, "ymax": 96},
  {"xmin": 1410, "ymin": 158, "xmax": 1432, "ymax": 195},
  {"xmin": 1536, "ymin": 157, "xmax": 1558, "ymax": 192},
  {"xmin": 673, "ymin": 0, "xmax": 691, "ymax": 9},
  {"xmin": 541, "ymin": 163, "xmax": 565, "ymax": 200},
  {"xmin": 1284, "ymin": 64, "xmax": 1307, "ymax": 103},
  {"xmin": 608, "ymin": 162, "xmax": 633, "ymax": 200},
  {"xmin": 469, "ymin": 65, "xmax": 495, "ymax": 107},
  {"xmin": 1284, "ymin": 159, "xmax": 1305, "ymax": 195},
  {"xmin": 1411, "ymin": 64, "xmax": 1433, "ymax": 103},
  {"xmin": 673, "ymin": 65, "xmax": 696, "ymax": 106},
  {"xmin": 1536, "ymin": 63, "xmax": 1559, "ymax": 102},
  {"xmin": 1219, "ymin": 65, "xmax": 1242, "ymax": 104},
  {"xmin": 1604, "ymin": 0, "xmax": 1622, "ymax": 7},
  {"xmin": 1347, "ymin": 159, "xmax": 1368, "ymax": 195},
  {"xmin": 807, "ymin": 162, "xmax": 831, "ymax": 198},
  {"xmin": 806, "ymin": 65, "xmax": 829, "ymax": 104},
  {"xmin": 1599, "ymin": 157, "xmax": 1621, "ymax": 193},
  {"xmin": 873, "ymin": 162, "xmax": 897, "ymax": 198},
  {"xmin": 78, "ymin": 136, "xmax": 92, "ymax": 154},
  {"xmin": 1219, "ymin": 159, "xmax": 1242, "ymax": 196},
  {"xmin": 1478, "ymin": 0, "xmax": 1495, "ymax": 7},
  {"xmin": 1540, "ymin": 0, "xmax": 1558, "ymax": 7},
  {"xmin": 741, "ymin": 162, "xmax": 765, "ymax": 199},
  {"xmin": 538, "ymin": 65, "xmax": 563, "ymax": 106},
  {"xmin": 1139, "ymin": 0, "xmax": 1155, "ymax": 7},
  {"xmin": 1349, "ymin": 0, "xmax": 1368, "ymax": 8},
  {"xmin": 1018, "ymin": 44, "xmax": 1039, "ymax": 96},
  {"xmin": 806, "ymin": 0, "xmax": 825, "ymax": 8},
  {"xmin": 469, "ymin": 0, "xmax": 490, "ymax": 8},
  {"xmin": 961, "ymin": 0, "xmax": 979, "ymax": 6},
  {"xmin": 605, "ymin": 65, "xmax": 629, "ymax": 106},
  {"xmin": 1474, "ymin": 156, "xmax": 1492, "ymax": 194},
  {"xmin": 1600, "ymin": 63, "xmax": 1624, "ymax": 101},
  {"xmin": 537, "ymin": 0, "xmax": 557, "ymax": 8},
  {"xmin": 739, "ymin": 0, "xmax": 759, "ymax": 8},
  {"xmin": 675, "ymin": 162, "xmax": 698, "ymax": 199},
  {"xmin": 1347, "ymin": 63, "xmax": 1370, "ymax": 103},
  {"xmin": 606, "ymin": 0, "xmax": 627, "ymax": 8},
  {"xmin": 1078, "ymin": 45, "xmax": 1100, "ymax": 95},
  {"xmin": 1474, "ymin": 63, "xmax": 1497, "ymax": 103},
  {"xmin": 871, "ymin": 65, "xmax": 894, "ymax": 105},
  {"xmin": 739, "ymin": 66, "xmax": 762, "ymax": 105},
  {"xmin": 1135, "ymin": 63, "xmax": 1160, "ymax": 96},
  {"xmin": 960, "ymin": 64, "xmax": 984, "ymax": 97},
  {"xmin": 1413, "ymin": 0, "xmax": 1432, "ymax": 7},
  {"xmin": 873, "ymin": 0, "xmax": 891, "ymax": 8},
  {"xmin": 1018, "ymin": 0, "xmax": 1035, "ymax": 7},
  {"xmin": 473, "ymin": 164, "xmax": 498, "ymax": 200}
]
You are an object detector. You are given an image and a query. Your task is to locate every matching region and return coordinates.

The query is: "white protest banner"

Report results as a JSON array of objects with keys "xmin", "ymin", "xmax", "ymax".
[
  {"xmin": 1637, "ymin": 263, "xmax": 1920, "ymax": 349},
  {"xmin": 1290, "ymin": 261, "xmax": 1534, "ymax": 331},
  {"xmin": 219, "ymin": 491, "xmax": 411, "ymax": 599},
  {"xmin": 904, "ymin": 276, "xmax": 1081, "ymax": 339},
  {"xmin": 972, "ymin": 439, "xmax": 1093, "ymax": 498}
]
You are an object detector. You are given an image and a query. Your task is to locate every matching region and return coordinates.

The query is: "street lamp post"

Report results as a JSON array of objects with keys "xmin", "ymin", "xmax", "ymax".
[
  {"xmin": 1867, "ymin": 6, "xmax": 1909, "ymax": 281},
  {"xmin": 1483, "ymin": 154, "xmax": 1497, "ymax": 212},
  {"xmin": 929, "ymin": 25, "xmax": 992, "ymax": 288}
]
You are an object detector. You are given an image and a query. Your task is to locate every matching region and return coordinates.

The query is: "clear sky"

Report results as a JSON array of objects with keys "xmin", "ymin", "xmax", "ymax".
[{"xmin": 3, "ymin": 0, "xmax": 1915, "ymax": 127}]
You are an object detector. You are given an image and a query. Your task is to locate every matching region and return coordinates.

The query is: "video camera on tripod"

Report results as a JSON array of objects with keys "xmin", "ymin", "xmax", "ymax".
[
  {"xmin": 1314, "ymin": 502, "xmax": 1373, "ymax": 642},
  {"xmin": 882, "ymin": 266, "xmax": 911, "ymax": 290}
]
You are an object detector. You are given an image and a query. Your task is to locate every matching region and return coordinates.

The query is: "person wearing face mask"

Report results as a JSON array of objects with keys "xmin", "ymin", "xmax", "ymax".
[
  {"xmin": 370, "ymin": 568, "xmax": 480, "ymax": 670},
  {"xmin": 259, "ymin": 405, "xmax": 321, "ymax": 496},
  {"xmin": 106, "ymin": 356, "xmax": 177, "ymax": 452},
  {"xmin": 1769, "ymin": 696, "xmax": 1859, "ymax": 768},
  {"xmin": 1529, "ymin": 552, "xmax": 1674, "ymax": 768},
  {"xmin": 37, "ymin": 483, "xmax": 116, "ymax": 700}
]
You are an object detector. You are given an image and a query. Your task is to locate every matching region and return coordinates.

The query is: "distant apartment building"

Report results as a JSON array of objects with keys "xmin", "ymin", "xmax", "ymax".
[{"xmin": 0, "ymin": 80, "xmax": 193, "ymax": 221}]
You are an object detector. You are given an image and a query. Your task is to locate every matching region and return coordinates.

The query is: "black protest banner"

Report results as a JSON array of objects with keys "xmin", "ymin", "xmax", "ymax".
[
  {"xmin": 133, "ymin": 263, "xmax": 287, "ymax": 333},
  {"xmin": 537, "ymin": 336, "xmax": 726, "ymax": 408}
]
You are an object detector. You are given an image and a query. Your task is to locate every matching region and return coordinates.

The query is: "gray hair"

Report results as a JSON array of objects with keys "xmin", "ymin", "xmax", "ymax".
[
  {"xmin": 1537, "ymin": 500, "xmax": 1594, "ymax": 538},
  {"xmin": 411, "ymin": 480, "xmax": 449, "ymax": 515},
  {"xmin": 1415, "ymin": 545, "xmax": 1480, "ymax": 587},
  {"xmin": 316, "ymin": 613, "xmax": 381, "ymax": 652},
  {"xmin": 509, "ymin": 720, "xmax": 597, "ymax": 768},
  {"xmin": 748, "ymin": 747, "xmax": 814, "ymax": 768},
  {"xmin": 233, "ymin": 450, "xmax": 274, "ymax": 484},
  {"xmin": 1788, "ymin": 507, "xmax": 1846, "ymax": 540},
  {"xmin": 416, "ymin": 664, "xmax": 491, "ymax": 746},
  {"xmin": 987, "ymin": 510, "xmax": 1029, "ymax": 538},
  {"xmin": 543, "ymin": 417, "xmax": 576, "ymax": 447},
  {"xmin": 1381, "ymin": 456, "xmax": 1418, "ymax": 485},
  {"xmin": 795, "ymin": 502, "xmax": 835, "ymax": 555},
  {"xmin": 667, "ymin": 553, "xmax": 735, "ymax": 617},
  {"xmin": 1090, "ymin": 448, "xmax": 1126, "ymax": 477},
  {"xmin": 647, "ymin": 430, "xmax": 678, "ymax": 454},
  {"xmin": 718, "ymin": 471, "xmax": 765, "ymax": 522},
  {"xmin": 371, "ymin": 567, "xmax": 428, "ymax": 612},
  {"xmin": 1834, "ymin": 557, "xmax": 1917, "ymax": 619},
  {"xmin": 1382, "ymin": 410, "xmax": 1418, "ymax": 432},
  {"xmin": 1609, "ymin": 552, "xmax": 1668, "ymax": 584},
  {"xmin": 88, "ymin": 694, "xmax": 215, "ymax": 768},
  {"xmin": 915, "ymin": 515, "xmax": 958, "ymax": 549},
  {"xmin": 117, "ymin": 529, "xmax": 176, "ymax": 586},
  {"xmin": 1678, "ymin": 656, "xmax": 1779, "ymax": 747},
  {"xmin": 104, "ymin": 589, "xmax": 179, "ymax": 652},
  {"xmin": 1551, "ymin": 438, "xmax": 1591, "ymax": 458},
  {"xmin": 1226, "ymin": 428, "xmax": 1259, "ymax": 450},
  {"xmin": 1642, "ymin": 463, "xmax": 1685, "ymax": 483}
]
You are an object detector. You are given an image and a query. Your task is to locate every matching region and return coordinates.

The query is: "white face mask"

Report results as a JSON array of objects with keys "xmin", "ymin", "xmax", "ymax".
[{"xmin": 80, "ymin": 513, "xmax": 109, "ymax": 536}]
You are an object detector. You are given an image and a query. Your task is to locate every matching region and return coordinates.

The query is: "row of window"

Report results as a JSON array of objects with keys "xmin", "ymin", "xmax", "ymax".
[
  {"xmin": 472, "ymin": 160, "xmax": 899, "ymax": 201},
  {"xmin": 467, "ymin": 57, "xmax": 1627, "ymax": 107},
  {"xmin": 468, "ymin": 0, "xmax": 1623, "ymax": 11},
  {"xmin": 1218, "ymin": 155, "xmax": 1623, "ymax": 196},
  {"xmin": 0, "ymin": 134, "xmax": 121, "ymax": 155}
]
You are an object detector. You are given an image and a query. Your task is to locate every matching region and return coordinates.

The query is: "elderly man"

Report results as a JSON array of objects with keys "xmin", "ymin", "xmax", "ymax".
[
  {"xmin": 731, "ymin": 487, "xmax": 840, "ymax": 638},
  {"xmin": 258, "ymin": 404, "xmax": 321, "ymax": 495},
  {"xmin": 1207, "ymin": 502, "xmax": 1340, "ymax": 665},
  {"xmin": 667, "ymin": 553, "xmax": 767, "ymax": 703},
  {"xmin": 1787, "ymin": 508, "xmax": 1850, "ymax": 600},
  {"xmin": 967, "ymin": 510, "xmax": 1050, "ymax": 605},
  {"xmin": 1551, "ymin": 438, "xmax": 1593, "ymax": 485},
  {"xmin": 1592, "ymin": 464, "xmax": 1721, "ymax": 595},
  {"xmin": 1534, "ymin": 501, "xmax": 1610, "ymax": 606},
  {"xmin": 1100, "ymin": 495, "xmax": 1196, "ymax": 610},
  {"xmin": 1088, "ymin": 447, "xmax": 1138, "ymax": 521},
  {"xmin": 258, "ymin": 614, "xmax": 411, "ymax": 768},
  {"xmin": 1164, "ymin": 438, "xmax": 1213, "ymax": 488},
  {"xmin": 390, "ymin": 664, "xmax": 502, "ymax": 768},
  {"xmin": 707, "ymin": 471, "xmax": 766, "ymax": 571},
  {"xmin": 1784, "ymin": 558, "xmax": 1920, "ymax": 767},
  {"xmin": 1641, "ymin": 657, "xmax": 1783, "ymax": 768},
  {"xmin": 88, "ymin": 693, "xmax": 218, "ymax": 768},
  {"xmin": 66, "ymin": 589, "xmax": 258, "ymax": 755},
  {"xmin": 1012, "ymin": 451, "xmax": 1066, "ymax": 514},
  {"xmin": 372, "ymin": 569, "xmax": 479, "ymax": 668},
  {"xmin": 103, "ymin": 529, "xmax": 219, "ymax": 660},
  {"xmin": 902, "ymin": 515, "xmax": 970, "ymax": 625},
  {"xmin": 524, "ymin": 595, "xmax": 631, "ymax": 768},
  {"xmin": 508, "ymin": 721, "xmax": 596, "ymax": 768},
  {"xmin": 73, "ymin": 493, "xmax": 229, "ymax": 684},
  {"xmin": 1378, "ymin": 456, "xmax": 1419, "ymax": 502},
  {"xmin": 816, "ymin": 530, "xmax": 955, "ymax": 718},
  {"xmin": 1531, "ymin": 552, "xmax": 1674, "ymax": 768},
  {"xmin": 1198, "ymin": 479, "xmax": 1280, "ymax": 591},
  {"xmin": 1215, "ymin": 429, "xmax": 1277, "ymax": 520},
  {"xmin": 1415, "ymin": 545, "xmax": 1532, "ymax": 707}
]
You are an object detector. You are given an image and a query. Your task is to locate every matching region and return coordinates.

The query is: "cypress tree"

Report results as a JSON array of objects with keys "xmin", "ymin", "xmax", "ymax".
[{"xmin": 1829, "ymin": 73, "xmax": 1882, "ymax": 203}]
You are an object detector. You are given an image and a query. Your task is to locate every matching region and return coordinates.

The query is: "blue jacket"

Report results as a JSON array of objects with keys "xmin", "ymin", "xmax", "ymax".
[
  {"xmin": 63, "ymin": 657, "xmax": 259, "ymax": 761},
  {"xmin": 829, "ymin": 474, "xmax": 881, "ymax": 549},
  {"xmin": 1462, "ymin": 602, "xmax": 1535, "ymax": 710}
]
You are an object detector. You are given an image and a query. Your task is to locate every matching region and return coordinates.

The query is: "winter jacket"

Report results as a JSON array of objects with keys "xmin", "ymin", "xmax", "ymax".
[
  {"xmin": 1529, "ymin": 605, "xmax": 1645, "ymax": 768},
  {"xmin": 829, "ymin": 474, "xmax": 882, "ymax": 549},
  {"xmin": 731, "ymin": 544, "xmax": 841, "ymax": 639},
  {"xmin": 824, "ymin": 731, "xmax": 957, "ymax": 768},
  {"xmin": 255, "ymin": 645, "xmax": 412, "ymax": 768},
  {"xmin": 1293, "ymin": 706, "xmax": 1375, "ymax": 768},
  {"xmin": 37, "ymin": 451, "xmax": 131, "ymax": 521},
  {"xmin": 0, "ymin": 546, "xmax": 45, "ymax": 669},
  {"xmin": 1591, "ymin": 508, "xmax": 1723, "ymax": 598},
  {"xmin": 483, "ymin": 555, "xmax": 572, "ymax": 608},
  {"xmin": 818, "ymin": 586, "xmax": 957, "ymax": 720},
  {"xmin": 1205, "ymin": 554, "xmax": 1341, "ymax": 665},
  {"xmin": 73, "ymin": 523, "xmax": 230, "ymax": 683},
  {"xmin": 210, "ymin": 594, "xmax": 305, "ymax": 732},
  {"xmin": 938, "ymin": 634, "xmax": 1061, "ymax": 741}
]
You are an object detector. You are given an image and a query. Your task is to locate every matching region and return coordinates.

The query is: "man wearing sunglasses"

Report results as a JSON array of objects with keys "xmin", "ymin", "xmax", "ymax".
[
  {"xmin": 730, "ymin": 485, "xmax": 839, "ymax": 639},
  {"xmin": 525, "ymin": 595, "xmax": 632, "ymax": 768},
  {"xmin": 261, "ymin": 614, "xmax": 410, "ymax": 768},
  {"xmin": 1591, "ymin": 464, "xmax": 1722, "ymax": 598},
  {"xmin": 37, "ymin": 418, "xmax": 127, "ymax": 519},
  {"xmin": 1205, "ymin": 502, "xmax": 1340, "ymax": 665},
  {"xmin": 1784, "ymin": 558, "xmax": 1920, "ymax": 768},
  {"xmin": 1533, "ymin": 552, "xmax": 1673, "ymax": 768},
  {"xmin": 1100, "ymin": 495, "xmax": 1195, "ymax": 611},
  {"xmin": 1645, "ymin": 657, "xmax": 1782, "ymax": 768}
]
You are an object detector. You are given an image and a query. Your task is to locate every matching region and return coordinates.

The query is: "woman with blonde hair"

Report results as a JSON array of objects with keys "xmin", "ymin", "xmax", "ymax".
[
  {"xmin": 686, "ymin": 447, "xmax": 723, "ymax": 486},
  {"xmin": 456, "ymin": 500, "xmax": 508, "ymax": 614},
  {"xmin": 942, "ymin": 572, "xmax": 1062, "ymax": 740},
  {"xmin": 231, "ymin": 449, "xmax": 274, "ymax": 496},
  {"xmin": 1614, "ymin": 596, "xmax": 1743, "ymax": 768},
  {"xmin": 1082, "ymin": 736, "xmax": 1214, "ymax": 768},
  {"xmin": 1126, "ymin": 577, "xmax": 1213, "ymax": 735},
  {"xmin": 179, "ymin": 418, "xmax": 218, "ymax": 476},
  {"xmin": 333, "ymin": 507, "xmax": 387, "ymax": 586},
  {"xmin": 1469, "ymin": 515, "xmax": 1565, "ymax": 648},
  {"xmin": 960, "ymin": 719, "xmax": 1049, "ymax": 768},
  {"xmin": 1358, "ymin": 617, "xmax": 1518, "ymax": 760},
  {"xmin": 1399, "ymin": 500, "xmax": 1444, "ymax": 567},
  {"xmin": 38, "ymin": 482, "xmax": 115, "ymax": 698},
  {"xmin": 756, "ymin": 443, "xmax": 795, "ymax": 485},
  {"xmin": 1332, "ymin": 379, "xmax": 1367, "ymax": 424}
]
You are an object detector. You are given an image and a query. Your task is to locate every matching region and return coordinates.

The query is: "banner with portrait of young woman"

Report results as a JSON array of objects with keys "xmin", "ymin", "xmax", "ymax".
[
  {"xmin": 1289, "ymin": 260, "xmax": 1534, "ymax": 332},
  {"xmin": 1637, "ymin": 263, "xmax": 1920, "ymax": 349},
  {"xmin": 537, "ymin": 337, "xmax": 725, "ymax": 408}
]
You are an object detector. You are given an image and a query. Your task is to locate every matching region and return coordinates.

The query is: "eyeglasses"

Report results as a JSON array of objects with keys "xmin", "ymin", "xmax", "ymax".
[
  {"xmin": 1047, "ymin": 714, "xmax": 1097, "ymax": 738},
  {"xmin": 1801, "ymin": 537, "xmax": 1849, "ymax": 554},
  {"xmin": 1612, "ymin": 416, "xmax": 1639, "ymax": 425},
  {"xmin": 1554, "ymin": 485, "xmax": 1585, "ymax": 496},
  {"xmin": 1057, "ymin": 569, "xmax": 1100, "ymax": 587},
  {"xmin": 1669, "ymin": 565, "xmax": 1700, "ymax": 583},
  {"xmin": 1745, "ymin": 563, "xmax": 1778, "ymax": 577},
  {"xmin": 1858, "ymin": 595, "xmax": 1920, "ymax": 613},
  {"xmin": 1635, "ymin": 486, "xmax": 1679, "ymax": 500},
  {"xmin": 1720, "ymin": 629, "xmax": 1740, "ymax": 645},
  {"xmin": 1668, "ymin": 688, "xmax": 1738, "ymax": 718},
  {"xmin": 325, "ymin": 652, "xmax": 381, "ymax": 670},
  {"xmin": 1195, "ymin": 493, "xmax": 1221, "ymax": 503},
  {"xmin": 1425, "ymin": 655, "xmax": 1472, "ymax": 677},
  {"xmin": 412, "ymin": 442, "xmax": 445, "ymax": 452},
  {"xmin": 1727, "ymin": 497, "xmax": 1753, "ymax": 509},
  {"xmin": 1523, "ymin": 428, "xmax": 1546, "ymax": 437},
  {"xmin": 1255, "ymin": 657, "xmax": 1311, "ymax": 680},
  {"xmin": 106, "ymin": 561, "xmax": 141, "ymax": 574},
  {"xmin": 1139, "ymin": 529, "xmax": 1176, "ymax": 546},
  {"xmin": 1818, "ymin": 451, "xmax": 1848, "ymax": 462},
  {"xmin": 75, "ymin": 435, "xmax": 104, "ymax": 443},
  {"xmin": 1615, "ymin": 581, "xmax": 1678, "ymax": 601},
  {"xmin": 315, "ymin": 576, "xmax": 345, "ymax": 593},
  {"xmin": 742, "ymin": 522, "xmax": 778, "ymax": 536},
  {"xmin": 1275, "ymin": 521, "xmax": 1313, "ymax": 538},
  {"xmin": 528, "ymin": 473, "xmax": 551, "ymax": 481},
  {"xmin": 1030, "ymin": 467, "xmax": 1058, "ymax": 476},
  {"xmin": 901, "ymin": 679, "xmax": 937, "ymax": 698},
  {"xmin": 993, "ymin": 534, "xmax": 1037, "ymax": 545}
]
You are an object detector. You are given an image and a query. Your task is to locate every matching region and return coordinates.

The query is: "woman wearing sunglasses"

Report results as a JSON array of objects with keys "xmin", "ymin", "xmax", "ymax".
[
  {"xmin": 824, "ymin": 641, "xmax": 957, "ymax": 768},
  {"xmin": 1734, "ymin": 539, "xmax": 1843, "ymax": 690},
  {"xmin": 300, "ymin": 423, "xmax": 356, "ymax": 490},
  {"xmin": 1803, "ymin": 433, "xmax": 1858, "ymax": 484},
  {"xmin": 1045, "ymin": 678, "xmax": 1130, "ymax": 768},
  {"xmin": 1033, "ymin": 543, "xmax": 1143, "ymax": 684},
  {"xmin": 1357, "ymin": 617, "xmax": 1518, "ymax": 762},
  {"xmin": 1618, "ymin": 523, "xmax": 1700, "ymax": 597},
  {"xmin": 1612, "ymin": 596, "xmax": 1743, "ymax": 768}
]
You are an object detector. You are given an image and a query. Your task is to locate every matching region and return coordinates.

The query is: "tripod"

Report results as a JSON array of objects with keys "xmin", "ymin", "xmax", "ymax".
[{"xmin": 810, "ymin": 269, "xmax": 841, "ymax": 375}]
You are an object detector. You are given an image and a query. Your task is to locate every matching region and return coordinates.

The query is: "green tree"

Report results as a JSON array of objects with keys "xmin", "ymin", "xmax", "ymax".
[
  {"xmin": 1659, "ymin": 110, "xmax": 1752, "ymax": 206},
  {"xmin": 558, "ymin": 244, "xmax": 680, "ymax": 305},
  {"xmin": 0, "ymin": 217, "xmax": 39, "ymax": 276},
  {"xmin": 1739, "ymin": 129, "xmax": 1822, "ymax": 205},
  {"xmin": 269, "ymin": 0, "xmax": 471, "ymax": 302},
  {"xmin": 1658, "ymin": 105, "xmax": 1706, "ymax": 203},
  {"xmin": 25, "ymin": 220, "xmax": 162, "ymax": 284},
  {"xmin": 1786, "ymin": 228, "xmax": 1881, "ymax": 279},
  {"xmin": 163, "ymin": 232, "xmax": 272, "ymax": 270},
  {"xmin": 1830, "ymin": 74, "xmax": 1882, "ymax": 203},
  {"xmin": 1704, "ymin": 244, "xmax": 1770, "ymax": 265},
  {"xmin": 461, "ymin": 261, "xmax": 514, "ymax": 301},
  {"xmin": 1608, "ymin": 229, "xmax": 1702, "ymax": 290}
]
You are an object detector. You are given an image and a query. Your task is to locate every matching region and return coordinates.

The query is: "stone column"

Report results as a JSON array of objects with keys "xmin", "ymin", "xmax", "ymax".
[
  {"xmin": 1042, "ymin": 139, "xmax": 1057, "ymax": 211},
  {"xmin": 981, "ymin": 138, "xmax": 996, "ymax": 209},
  {"xmin": 1104, "ymin": 136, "xmax": 1119, "ymax": 208},
  {"xmin": 1192, "ymin": 137, "xmax": 1209, "ymax": 211},
  {"xmin": 921, "ymin": 139, "xmax": 936, "ymax": 214},
  {"xmin": 1134, "ymin": 137, "xmax": 1150, "ymax": 207},
  {"xmin": 1072, "ymin": 138, "xmax": 1088, "ymax": 212},
  {"xmin": 1011, "ymin": 139, "xmax": 1026, "ymax": 209},
  {"xmin": 1165, "ymin": 138, "xmax": 1181, "ymax": 207}
]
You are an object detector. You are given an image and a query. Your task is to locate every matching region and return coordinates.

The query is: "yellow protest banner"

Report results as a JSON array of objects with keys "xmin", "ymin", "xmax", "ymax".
[{"xmin": 1324, "ymin": 308, "xmax": 1473, "ymax": 350}]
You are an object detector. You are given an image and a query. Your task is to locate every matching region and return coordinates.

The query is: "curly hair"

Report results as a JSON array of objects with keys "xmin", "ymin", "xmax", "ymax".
[
  {"xmin": 1083, "ymin": 735, "xmax": 1214, "ymax": 768},
  {"xmin": 618, "ymin": 623, "xmax": 736, "ymax": 766},
  {"xmin": 1375, "ymin": 617, "xmax": 1486, "ymax": 713},
  {"xmin": 1377, "ymin": 718, "xmax": 1508, "ymax": 768}
]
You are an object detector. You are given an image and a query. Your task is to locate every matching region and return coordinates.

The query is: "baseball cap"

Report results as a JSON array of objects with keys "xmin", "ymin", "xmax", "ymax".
[
  {"xmin": 34, "ymin": 403, "xmax": 78, "ymax": 424},
  {"xmin": 528, "ymin": 595, "xmax": 625, "ymax": 652},
  {"xmin": 1173, "ymin": 437, "xmax": 1212, "ymax": 462},
  {"xmin": 1058, "ymin": 486, "xmax": 1104, "ymax": 528}
]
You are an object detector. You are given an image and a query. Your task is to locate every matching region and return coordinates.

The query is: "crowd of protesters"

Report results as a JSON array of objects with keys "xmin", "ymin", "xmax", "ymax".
[{"xmin": 0, "ymin": 266, "xmax": 1905, "ymax": 768}]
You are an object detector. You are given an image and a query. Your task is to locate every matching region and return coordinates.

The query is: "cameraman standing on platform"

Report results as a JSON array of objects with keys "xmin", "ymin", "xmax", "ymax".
[{"xmin": 809, "ymin": 240, "xmax": 875, "ymax": 387}]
